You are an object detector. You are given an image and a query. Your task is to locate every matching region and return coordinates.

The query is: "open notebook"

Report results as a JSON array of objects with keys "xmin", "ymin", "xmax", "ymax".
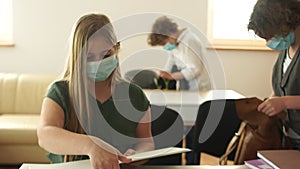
[{"xmin": 19, "ymin": 147, "xmax": 190, "ymax": 169}]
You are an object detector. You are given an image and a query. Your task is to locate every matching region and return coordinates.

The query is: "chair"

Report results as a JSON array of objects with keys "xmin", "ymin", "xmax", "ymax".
[
  {"xmin": 191, "ymin": 99, "xmax": 242, "ymax": 164},
  {"xmin": 144, "ymin": 105, "xmax": 184, "ymax": 165},
  {"xmin": 124, "ymin": 69, "xmax": 158, "ymax": 89},
  {"xmin": 124, "ymin": 69, "xmax": 177, "ymax": 90}
]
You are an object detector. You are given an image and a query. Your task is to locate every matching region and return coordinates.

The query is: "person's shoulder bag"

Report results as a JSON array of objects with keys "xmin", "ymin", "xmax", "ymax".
[{"xmin": 219, "ymin": 97, "xmax": 289, "ymax": 165}]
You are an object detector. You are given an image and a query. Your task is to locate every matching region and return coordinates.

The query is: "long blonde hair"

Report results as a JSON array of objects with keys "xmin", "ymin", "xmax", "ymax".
[{"xmin": 61, "ymin": 13, "xmax": 121, "ymax": 135}]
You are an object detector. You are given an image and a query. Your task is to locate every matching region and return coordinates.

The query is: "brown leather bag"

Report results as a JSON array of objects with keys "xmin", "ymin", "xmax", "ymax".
[{"xmin": 219, "ymin": 97, "xmax": 287, "ymax": 165}]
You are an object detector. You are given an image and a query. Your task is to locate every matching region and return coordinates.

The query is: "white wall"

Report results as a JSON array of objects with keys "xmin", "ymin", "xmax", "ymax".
[{"xmin": 0, "ymin": 0, "xmax": 278, "ymax": 98}]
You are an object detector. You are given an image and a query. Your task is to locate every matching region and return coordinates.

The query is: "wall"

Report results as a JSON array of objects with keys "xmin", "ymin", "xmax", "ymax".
[{"xmin": 0, "ymin": 0, "xmax": 278, "ymax": 98}]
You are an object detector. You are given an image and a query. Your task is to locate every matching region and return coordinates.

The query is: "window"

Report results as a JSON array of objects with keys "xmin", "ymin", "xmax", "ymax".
[
  {"xmin": 0, "ymin": 0, "xmax": 13, "ymax": 46},
  {"xmin": 207, "ymin": 0, "xmax": 270, "ymax": 50}
]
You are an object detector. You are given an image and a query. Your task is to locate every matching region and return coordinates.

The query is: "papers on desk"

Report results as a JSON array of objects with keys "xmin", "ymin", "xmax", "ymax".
[
  {"xmin": 125, "ymin": 147, "xmax": 190, "ymax": 162},
  {"xmin": 19, "ymin": 147, "xmax": 190, "ymax": 169}
]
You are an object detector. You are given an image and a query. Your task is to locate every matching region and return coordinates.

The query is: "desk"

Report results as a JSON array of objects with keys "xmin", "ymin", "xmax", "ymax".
[
  {"xmin": 19, "ymin": 165, "xmax": 248, "ymax": 169},
  {"xmin": 136, "ymin": 166, "xmax": 248, "ymax": 169},
  {"xmin": 20, "ymin": 160, "xmax": 247, "ymax": 169},
  {"xmin": 144, "ymin": 90, "xmax": 245, "ymax": 126}
]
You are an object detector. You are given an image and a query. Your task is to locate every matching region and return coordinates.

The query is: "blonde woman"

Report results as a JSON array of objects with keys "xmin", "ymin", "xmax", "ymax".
[{"xmin": 37, "ymin": 13, "xmax": 154, "ymax": 169}]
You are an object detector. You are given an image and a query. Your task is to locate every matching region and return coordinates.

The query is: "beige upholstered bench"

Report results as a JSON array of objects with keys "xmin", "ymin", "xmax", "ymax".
[{"xmin": 0, "ymin": 73, "xmax": 57, "ymax": 165}]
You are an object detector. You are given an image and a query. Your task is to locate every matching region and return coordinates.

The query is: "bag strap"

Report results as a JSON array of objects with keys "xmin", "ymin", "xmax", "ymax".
[
  {"xmin": 219, "ymin": 121, "xmax": 247, "ymax": 165},
  {"xmin": 64, "ymin": 155, "xmax": 69, "ymax": 162}
]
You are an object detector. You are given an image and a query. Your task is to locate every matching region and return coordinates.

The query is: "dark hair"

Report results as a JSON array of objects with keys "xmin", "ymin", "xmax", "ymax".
[
  {"xmin": 248, "ymin": 0, "xmax": 300, "ymax": 39},
  {"xmin": 148, "ymin": 16, "xmax": 179, "ymax": 46}
]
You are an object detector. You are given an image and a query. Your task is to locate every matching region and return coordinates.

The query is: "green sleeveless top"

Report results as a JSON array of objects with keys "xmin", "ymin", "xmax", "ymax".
[{"xmin": 45, "ymin": 80, "xmax": 150, "ymax": 163}]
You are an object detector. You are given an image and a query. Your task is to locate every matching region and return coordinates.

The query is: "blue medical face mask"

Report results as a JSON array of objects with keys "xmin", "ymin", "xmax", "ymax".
[
  {"xmin": 266, "ymin": 32, "xmax": 295, "ymax": 50},
  {"xmin": 86, "ymin": 55, "xmax": 118, "ymax": 81},
  {"xmin": 163, "ymin": 43, "xmax": 177, "ymax": 51}
]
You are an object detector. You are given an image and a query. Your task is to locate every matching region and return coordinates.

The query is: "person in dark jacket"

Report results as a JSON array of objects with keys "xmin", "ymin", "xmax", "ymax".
[{"xmin": 248, "ymin": 0, "xmax": 300, "ymax": 150}]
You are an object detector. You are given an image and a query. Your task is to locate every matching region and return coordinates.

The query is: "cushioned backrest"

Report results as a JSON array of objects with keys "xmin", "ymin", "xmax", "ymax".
[
  {"xmin": 192, "ymin": 99, "xmax": 242, "ymax": 161},
  {"xmin": 124, "ymin": 69, "xmax": 158, "ymax": 89},
  {"xmin": 150, "ymin": 105, "xmax": 184, "ymax": 148},
  {"xmin": 0, "ymin": 73, "xmax": 57, "ymax": 114},
  {"xmin": 0, "ymin": 73, "xmax": 18, "ymax": 113}
]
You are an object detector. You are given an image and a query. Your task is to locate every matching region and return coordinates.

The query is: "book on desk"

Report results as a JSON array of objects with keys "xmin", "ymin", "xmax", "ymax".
[
  {"xmin": 244, "ymin": 159, "xmax": 274, "ymax": 169},
  {"xmin": 256, "ymin": 150, "xmax": 300, "ymax": 169}
]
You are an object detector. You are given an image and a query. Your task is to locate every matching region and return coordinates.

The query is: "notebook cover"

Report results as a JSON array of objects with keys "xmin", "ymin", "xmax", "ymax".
[
  {"xmin": 244, "ymin": 159, "xmax": 274, "ymax": 169},
  {"xmin": 257, "ymin": 150, "xmax": 300, "ymax": 169}
]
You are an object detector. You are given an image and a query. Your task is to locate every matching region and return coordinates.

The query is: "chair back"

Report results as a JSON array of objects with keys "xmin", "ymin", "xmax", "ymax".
[
  {"xmin": 192, "ymin": 99, "xmax": 242, "ymax": 164},
  {"xmin": 124, "ymin": 69, "xmax": 158, "ymax": 89}
]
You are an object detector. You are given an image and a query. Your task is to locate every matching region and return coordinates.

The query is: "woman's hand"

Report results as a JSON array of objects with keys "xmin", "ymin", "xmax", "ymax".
[
  {"xmin": 87, "ymin": 137, "xmax": 132, "ymax": 169},
  {"xmin": 122, "ymin": 149, "xmax": 149, "ymax": 168},
  {"xmin": 257, "ymin": 97, "xmax": 286, "ymax": 116},
  {"xmin": 159, "ymin": 71, "xmax": 174, "ymax": 80},
  {"xmin": 123, "ymin": 149, "xmax": 136, "ymax": 156}
]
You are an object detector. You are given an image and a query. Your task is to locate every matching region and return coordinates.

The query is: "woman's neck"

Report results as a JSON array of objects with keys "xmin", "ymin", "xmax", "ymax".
[{"xmin": 94, "ymin": 78, "xmax": 113, "ymax": 103}]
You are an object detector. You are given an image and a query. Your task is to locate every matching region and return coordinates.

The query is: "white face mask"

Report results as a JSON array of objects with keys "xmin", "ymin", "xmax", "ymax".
[{"xmin": 86, "ymin": 55, "xmax": 118, "ymax": 81}]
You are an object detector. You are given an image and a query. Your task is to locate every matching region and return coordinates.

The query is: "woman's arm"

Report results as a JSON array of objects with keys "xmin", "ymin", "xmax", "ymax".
[
  {"xmin": 123, "ymin": 107, "xmax": 154, "ymax": 156},
  {"xmin": 37, "ymin": 98, "xmax": 131, "ymax": 168},
  {"xmin": 281, "ymin": 96, "xmax": 300, "ymax": 109},
  {"xmin": 159, "ymin": 70, "xmax": 185, "ymax": 80},
  {"xmin": 122, "ymin": 107, "xmax": 154, "ymax": 167},
  {"xmin": 258, "ymin": 93, "xmax": 300, "ymax": 116},
  {"xmin": 134, "ymin": 107, "xmax": 155, "ymax": 153}
]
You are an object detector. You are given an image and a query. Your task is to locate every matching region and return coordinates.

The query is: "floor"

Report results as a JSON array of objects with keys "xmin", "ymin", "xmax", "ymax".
[
  {"xmin": 199, "ymin": 153, "xmax": 220, "ymax": 165},
  {"xmin": 182, "ymin": 152, "xmax": 227, "ymax": 165},
  {"xmin": 181, "ymin": 136, "xmax": 231, "ymax": 165},
  {"xmin": 200, "ymin": 153, "xmax": 233, "ymax": 165}
]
